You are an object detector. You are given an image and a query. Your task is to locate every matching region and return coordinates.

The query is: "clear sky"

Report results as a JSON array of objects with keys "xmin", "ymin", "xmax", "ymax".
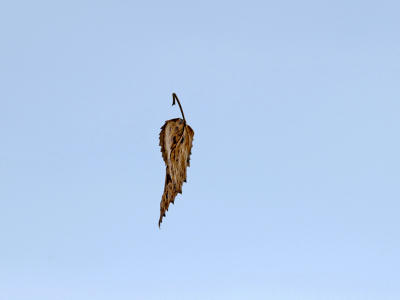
[{"xmin": 1, "ymin": 1, "xmax": 399, "ymax": 299}]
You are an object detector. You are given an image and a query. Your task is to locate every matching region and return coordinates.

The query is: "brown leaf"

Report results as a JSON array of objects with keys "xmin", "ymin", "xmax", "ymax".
[{"xmin": 158, "ymin": 94, "xmax": 194, "ymax": 227}]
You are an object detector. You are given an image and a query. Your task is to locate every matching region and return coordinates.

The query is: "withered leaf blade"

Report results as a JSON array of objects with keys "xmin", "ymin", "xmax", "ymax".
[{"xmin": 159, "ymin": 94, "xmax": 194, "ymax": 227}]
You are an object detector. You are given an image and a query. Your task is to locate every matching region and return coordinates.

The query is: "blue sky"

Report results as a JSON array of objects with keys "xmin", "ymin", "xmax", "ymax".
[{"xmin": 1, "ymin": 1, "xmax": 399, "ymax": 299}]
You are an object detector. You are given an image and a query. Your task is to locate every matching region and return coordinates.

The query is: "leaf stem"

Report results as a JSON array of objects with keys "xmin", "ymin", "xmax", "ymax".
[
  {"xmin": 169, "ymin": 93, "xmax": 187, "ymax": 159},
  {"xmin": 172, "ymin": 93, "xmax": 186, "ymax": 123}
]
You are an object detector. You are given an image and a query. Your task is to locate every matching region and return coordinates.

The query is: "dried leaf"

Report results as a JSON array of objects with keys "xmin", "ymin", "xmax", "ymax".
[{"xmin": 159, "ymin": 94, "xmax": 194, "ymax": 227}]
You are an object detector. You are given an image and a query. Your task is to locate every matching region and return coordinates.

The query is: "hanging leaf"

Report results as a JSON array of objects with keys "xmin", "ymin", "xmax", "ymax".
[{"xmin": 158, "ymin": 93, "xmax": 194, "ymax": 227}]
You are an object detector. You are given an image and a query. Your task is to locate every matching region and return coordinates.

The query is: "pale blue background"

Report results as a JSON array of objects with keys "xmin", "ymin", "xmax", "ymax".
[{"xmin": 1, "ymin": 1, "xmax": 399, "ymax": 299}]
